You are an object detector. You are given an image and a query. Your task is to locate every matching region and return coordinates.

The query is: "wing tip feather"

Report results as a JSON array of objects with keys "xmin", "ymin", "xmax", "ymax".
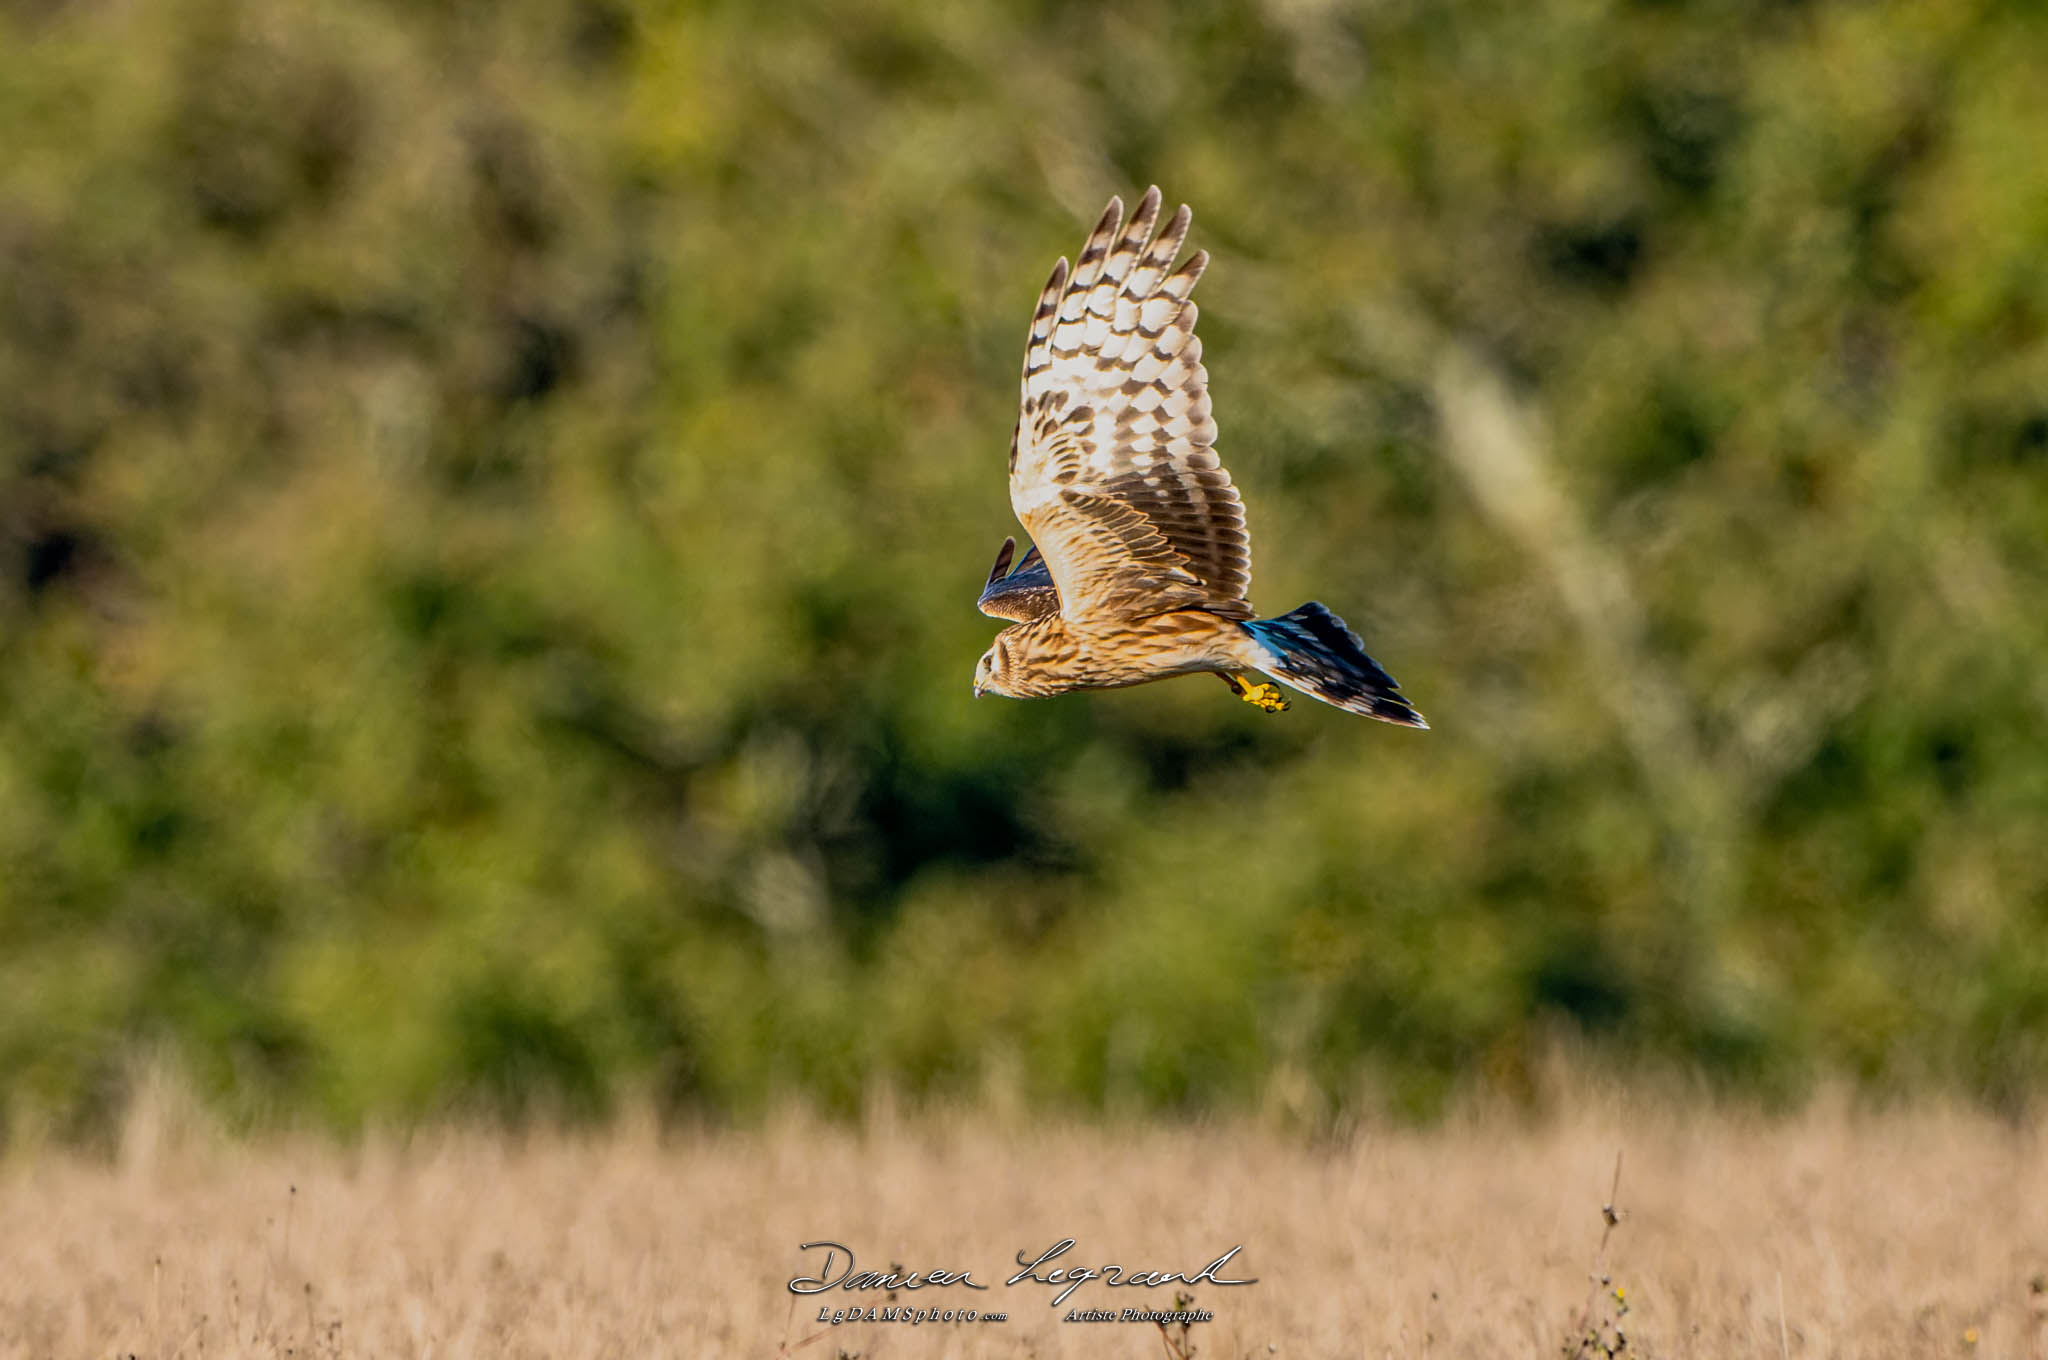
[{"xmin": 985, "ymin": 536, "xmax": 1017, "ymax": 589}]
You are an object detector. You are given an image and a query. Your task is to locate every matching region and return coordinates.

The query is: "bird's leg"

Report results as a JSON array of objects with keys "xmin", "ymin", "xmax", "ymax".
[{"xmin": 1219, "ymin": 671, "xmax": 1289, "ymax": 713}]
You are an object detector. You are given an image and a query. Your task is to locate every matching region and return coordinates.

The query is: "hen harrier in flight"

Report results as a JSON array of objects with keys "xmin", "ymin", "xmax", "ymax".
[{"xmin": 972, "ymin": 187, "xmax": 1426, "ymax": 728}]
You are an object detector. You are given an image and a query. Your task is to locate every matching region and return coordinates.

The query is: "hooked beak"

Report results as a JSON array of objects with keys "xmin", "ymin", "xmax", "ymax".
[{"xmin": 973, "ymin": 682, "xmax": 986, "ymax": 698}]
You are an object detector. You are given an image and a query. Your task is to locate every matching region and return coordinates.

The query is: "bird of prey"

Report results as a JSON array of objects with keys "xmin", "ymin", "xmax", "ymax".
[{"xmin": 972, "ymin": 187, "xmax": 1426, "ymax": 728}]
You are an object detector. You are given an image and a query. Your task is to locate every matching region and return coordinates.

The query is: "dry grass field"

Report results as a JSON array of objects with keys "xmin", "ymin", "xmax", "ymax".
[{"xmin": 7, "ymin": 1082, "xmax": 2048, "ymax": 1359}]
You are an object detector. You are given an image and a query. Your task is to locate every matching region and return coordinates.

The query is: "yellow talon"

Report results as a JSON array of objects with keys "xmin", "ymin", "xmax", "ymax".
[
  {"xmin": 1246, "ymin": 682, "xmax": 1289, "ymax": 713},
  {"xmin": 1223, "ymin": 674, "xmax": 1289, "ymax": 713}
]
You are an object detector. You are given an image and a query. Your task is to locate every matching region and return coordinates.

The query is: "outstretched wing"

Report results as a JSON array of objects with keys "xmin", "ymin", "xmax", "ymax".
[
  {"xmin": 1008, "ymin": 187, "xmax": 1253, "ymax": 625},
  {"xmin": 976, "ymin": 537, "xmax": 1060, "ymax": 622}
]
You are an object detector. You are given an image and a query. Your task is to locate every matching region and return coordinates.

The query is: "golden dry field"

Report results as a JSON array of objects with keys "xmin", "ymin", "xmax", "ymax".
[{"xmin": 7, "ymin": 1082, "xmax": 2048, "ymax": 1360}]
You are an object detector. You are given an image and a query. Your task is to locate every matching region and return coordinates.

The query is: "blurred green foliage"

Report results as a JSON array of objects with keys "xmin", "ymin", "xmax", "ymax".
[{"xmin": 2, "ymin": 0, "xmax": 2045, "ymax": 1138}]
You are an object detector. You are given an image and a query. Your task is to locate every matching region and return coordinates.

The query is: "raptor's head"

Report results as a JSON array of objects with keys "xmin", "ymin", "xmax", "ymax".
[{"xmin": 972, "ymin": 635, "xmax": 1017, "ymax": 698}]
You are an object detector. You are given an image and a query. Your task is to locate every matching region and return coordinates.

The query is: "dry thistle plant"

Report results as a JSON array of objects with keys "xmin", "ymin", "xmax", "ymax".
[
  {"xmin": 772, "ymin": 1295, "xmax": 835, "ymax": 1358},
  {"xmin": 1562, "ymin": 1150, "xmax": 1631, "ymax": 1359},
  {"xmin": 1154, "ymin": 1288, "xmax": 1199, "ymax": 1359}
]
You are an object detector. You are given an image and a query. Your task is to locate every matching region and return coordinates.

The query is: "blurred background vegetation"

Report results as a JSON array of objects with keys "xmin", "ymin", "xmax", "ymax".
[{"xmin": 2, "ymin": 0, "xmax": 2044, "ymax": 1141}]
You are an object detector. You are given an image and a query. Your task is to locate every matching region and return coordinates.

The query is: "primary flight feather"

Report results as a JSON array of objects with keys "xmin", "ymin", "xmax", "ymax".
[{"xmin": 972, "ymin": 188, "xmax": 1426, "ymax": 729}]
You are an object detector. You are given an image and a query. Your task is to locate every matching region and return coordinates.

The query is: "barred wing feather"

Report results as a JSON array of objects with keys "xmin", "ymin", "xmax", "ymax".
[{"xmin": 1007, "ymin": 188, "xmax": 1254, "ymax": 625}]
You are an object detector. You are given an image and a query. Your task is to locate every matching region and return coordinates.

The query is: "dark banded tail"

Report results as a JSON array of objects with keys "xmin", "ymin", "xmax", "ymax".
[{"xmin": 1241, "ymin": 603, "xmax": 1427, "ymax": 727}]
